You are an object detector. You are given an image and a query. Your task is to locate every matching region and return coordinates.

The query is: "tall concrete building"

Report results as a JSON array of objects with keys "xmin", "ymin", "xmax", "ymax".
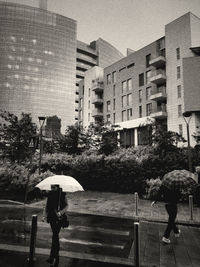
[
  {"xmin": 0, "ymin": 0, "xmax": 77, "ymax": 131},
  {"xmin": 0, "ymin": 0, "xmax": 124, "ymax": 131},
  {"xmin": 81, "ymin": 13, "xmax": 200, "ymax": 147},
  {"xmin": 76, "ymin": 39, "xmax": 124, "ymax": 122}
]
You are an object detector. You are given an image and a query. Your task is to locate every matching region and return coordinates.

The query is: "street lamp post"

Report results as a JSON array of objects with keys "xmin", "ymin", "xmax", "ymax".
[
  {"xmin": 183, "ymin": 112, "xmax": 192, "ymax": 172},
  {"xmin": 38, "ymin": 116, "xmax": 46, "ymax": 175}
]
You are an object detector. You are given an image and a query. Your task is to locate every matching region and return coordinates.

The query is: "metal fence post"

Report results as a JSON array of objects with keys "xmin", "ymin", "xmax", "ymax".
[
  {"xmin": 135, "ymin": 192, "xmax": 138, "ymax": 216},
  {"xmin": 189, "ymin": 195, "xmax": 193, "ymax": 220},
  {"xmin": 134, "ymin": 222, "xmax": 140, "ymax": 267},
  {"xmin": 27, "ymin": 215, "xmax": 38, "ymax": 267}
]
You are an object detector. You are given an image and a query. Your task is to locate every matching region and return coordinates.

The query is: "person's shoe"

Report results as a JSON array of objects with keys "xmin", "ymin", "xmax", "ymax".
[
  {"xmin": 175, "ymin": 229, "xmax": 181, "ymax": 238},
  {"xmin": 50, "ymin": 257, "xmax": 59, "ymax": 267},
  {"xmin": 162, "ymin": 237, "xmax": 171, "ymax": 244}
]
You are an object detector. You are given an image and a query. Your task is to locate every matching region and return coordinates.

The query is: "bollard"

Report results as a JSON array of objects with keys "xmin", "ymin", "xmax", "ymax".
[
  {"xmin": 134, "ymin": 222, "xmax": 140, "ymax": 267},
  {"xmin": 189, "ymin": 195, "xmax": 193, "ymax": 220},
  {"xmin": 135, "ymin": 192, "xmax": 139, "ymax": 216},
  {"xmin": 27, "ymin": 215, "xmax": 37, "ymax": 267}
]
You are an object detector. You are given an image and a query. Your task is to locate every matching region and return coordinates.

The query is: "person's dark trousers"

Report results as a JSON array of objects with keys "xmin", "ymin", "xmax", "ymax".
[
  {"xmin": 49, "ymin": 220, "xmax": 62, "ymax": 261},
  {"xmin": 164, "ymin": 203, "xmax": 179, "ymax": 238}
]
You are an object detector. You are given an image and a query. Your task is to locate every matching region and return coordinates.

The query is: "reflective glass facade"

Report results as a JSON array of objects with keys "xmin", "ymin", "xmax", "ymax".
[{"xmin": 0, "ymin": 2, "xmax": 76, "ymax": 130}]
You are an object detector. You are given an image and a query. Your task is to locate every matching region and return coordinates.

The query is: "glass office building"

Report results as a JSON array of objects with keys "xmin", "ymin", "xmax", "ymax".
[{"xmin": 0, "ymin": 1, "xmax": 77, "ymax": 130}]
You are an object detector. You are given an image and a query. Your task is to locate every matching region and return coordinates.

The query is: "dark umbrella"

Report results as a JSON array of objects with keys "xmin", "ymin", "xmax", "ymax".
[{"xmin": 162, "ymin": 169, "xmax": 197, "ymax": 192}]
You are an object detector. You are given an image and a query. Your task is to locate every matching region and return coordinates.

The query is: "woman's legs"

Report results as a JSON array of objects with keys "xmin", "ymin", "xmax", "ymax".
[
  {"xmin": 164, "ymin": 203, "xmax": 179, "ymax": 239},
  {"xmin": 49, "ymin": 220, "xmax": 62, "ymax": 261}
]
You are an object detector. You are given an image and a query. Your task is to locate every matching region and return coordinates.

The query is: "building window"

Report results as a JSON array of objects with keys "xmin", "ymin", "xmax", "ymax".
[
  {"xmin": 139, "ymin": 106, "xmax": 142, "ymax": 118},
  {"xmin": 88, "ymin": 100, "xmax": 90, "ymax": 109},
  {"xmin": 127, "ymin": 78, "xmax": 132, "ymax": 91},
  {"xmin": 88, "ymin": 113, "xmax": 90, "ymax": 122},
  {"xmin": 113, "ymin": 113, "xmax": 115, "ymax": 124},
  {"xmin": 179, "ymin": 124, "xmax": 183, "ymax": 136},
  {"xmin": 107, "ymin": 114, "xmax": 111, "ymax": 123},
  {"xmin": 146, "ymin": 87, "xmax": 151, "ymax": 101},
  {"xmin": 113, "ymin": 99, "xmax": 115, "ymax": 110},
  {"xmin": 112, "ymin": 71, "xmax": 116, "ymax": 83},
  {"xmin": 127, "ymin": 93, "xmax": 132, "ymax": 106},
  {"xmin": 88, "ymin": 88, "xmax": 90, "ymax": 97},
  {"xmin": 176, "ymin": 48, "xmax": 180, "ymax": 60},
  {"xmin": 139, "ymin": 90, "xmax": 142, "ymax": 103},
  {"xmin": 177, "ymin": 85, "xmax": 181, "ymax": 98},
  {"xmin": 107, "ymin": 74, "xmax": 111, "ymax": 84},
  {"xmin": 122, "ymin": 95, "xmax": 126, "ymax": 108},
  {"xmin": 139, "ymin": 73, "xmax": 144, "ymax": 86},
  {"xmin": 146, "ymin": 103, "xmax": 152, "ymax": 116},
  {"xmin": 122, "ymin": 110, "xmax": 126, "ymax": 122},
  {"xmin": 107, "ymin": 100, "xmax": 111, "ymax": 112},
  {"xmin": 146, "ymin": 54, "xmax": 151, "ymax": 67},
  {"xmin": 119, "ymin": 67, "xmax": 126, "ymax": 72},
  {"xmin": 122, "ymin": 81, "xmax": 126, "ymax": 93},
  {"xmin": 113, "ymin": 84, "xmax": 115, "ymax": 96},
  {"xmin": 127, "ymin": 62, "xmax": 135, "ymax": 69},
  {"xmin": 178, "ymin": 104, "xmax": 182, "ymax": 117},
  {"xmin": 177, "ymin": 66, "xmax": 181, "ymax": 79},
  {"xmin": 127, "ymin": 108, "xmax": 132, "ymax": 120},
  {"xmin": 80, "ymin": 98, "xmax": 83, "ymax": 108},
  {"xmin": 146, "ymin": 70, "xmax": 151, "ymax": 84}
]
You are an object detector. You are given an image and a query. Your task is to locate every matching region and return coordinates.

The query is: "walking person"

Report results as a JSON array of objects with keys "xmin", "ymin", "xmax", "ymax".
[
  {"xmin": 43, "ymin": 184, "xmax": 68, "ymax": 266},
  {"xmin": 151, "ymin": 185, "xmax": 181, "ymax": 244}
]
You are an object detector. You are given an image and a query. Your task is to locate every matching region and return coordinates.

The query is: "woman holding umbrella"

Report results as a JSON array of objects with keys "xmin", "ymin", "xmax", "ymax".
[
  {"xmin": 37, "ymin": 175, "xmax": 84, "ymax": 266},
  {"xmin": 151, "ymin": 184, "xmax": 181, "ymax": 244},
  {"xmin": 151, "ymin": 170, "xmax": 197, "ymax": 244},
  {"xmin": 42, "ymin": 184, "xmax": 68, "ymax": 266}
]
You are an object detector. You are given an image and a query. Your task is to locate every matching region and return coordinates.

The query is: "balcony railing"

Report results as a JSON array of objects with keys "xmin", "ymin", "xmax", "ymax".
[
  {"xmin": 92, "ymin": 109, "xmax": 103, "ymax": 117},
  {"xmin": 150, "ymin": 69, "xmax": 166, "ymax": 85},
  {"xmin": 150, "ymin": 86, "xmax": 166, "ymax": 101},
  {"xmin": 92, "ymin": 81, "xmax": 104, "ymax": 92},
  {"xmin": 150, "ymin": 104, "xmax": 167, "ymax": 119},
  {"xmin": 149, "ymin": 55, "xmax": 166, "ymax": 68},
  {"xmin": 92, "ymin": 96, "xmax": 103, "ymax": 105}
]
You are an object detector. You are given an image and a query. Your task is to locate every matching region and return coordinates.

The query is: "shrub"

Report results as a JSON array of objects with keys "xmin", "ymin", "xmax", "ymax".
[{"xmin": 41, "ymin": 153, "xmax": 74, "ymax": 175}]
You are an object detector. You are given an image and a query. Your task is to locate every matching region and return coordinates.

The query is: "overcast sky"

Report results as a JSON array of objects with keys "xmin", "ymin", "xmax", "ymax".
[{"xmin": 48, "ymin": 0, "xmax": 200, "ymax": 55}]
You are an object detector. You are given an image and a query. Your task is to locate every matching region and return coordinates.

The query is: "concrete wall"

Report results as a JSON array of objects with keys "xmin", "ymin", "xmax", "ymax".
[
  {"xmin": 183, "ymin": 56, "xmax": 200, "ymax": 112},
  {"xmin": 190, "ymin": 13, "xmax": 200, "ymax": 48},
  {"xmin": 165, "ymin": 13, "xmax": 195, "ymax": 140}
]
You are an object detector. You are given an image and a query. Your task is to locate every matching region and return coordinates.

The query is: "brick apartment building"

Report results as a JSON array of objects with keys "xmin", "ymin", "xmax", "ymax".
[{"xmin": 80, "ymin": 12, "xmax": 200, "ymax": 147}]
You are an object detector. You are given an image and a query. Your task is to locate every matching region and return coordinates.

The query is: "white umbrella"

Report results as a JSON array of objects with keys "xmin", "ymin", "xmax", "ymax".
[{"xmin": 35, "ymin": 175, "xmax": 84, "ymax": 192}]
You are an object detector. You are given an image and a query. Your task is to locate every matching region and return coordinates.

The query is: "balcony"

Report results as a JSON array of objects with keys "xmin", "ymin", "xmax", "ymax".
[
  {"xmin": 76, "ymin": 70, "xmax": 85, "ymax": 79},
  {"xmin": 92, "ymin": 109, "xmax": 103, "ymax": 117},
  {"xmin": 150, "ymin": 105, "xmax": 167, "ymax": 119},
  {"xmin": 149, "ymin": 55, "xmax": 166, "ymax": 68},
  {"xmin": 150, "ymin": 69, "xmax": 166, "ymax": 85},
  {"xmin": 92, "ymin": 81, "xmax": 104, "ymax": 92},
  {"xmin": 150, "ymin": 86, "xmax": 166, "ymax": 101},
  {"xmin": 77, "ymin": 52, "xmax": 97, "ymax": 65},
  {"xmin": 92, "ymin": 96, "xmax": 103, "ymax": 105}
]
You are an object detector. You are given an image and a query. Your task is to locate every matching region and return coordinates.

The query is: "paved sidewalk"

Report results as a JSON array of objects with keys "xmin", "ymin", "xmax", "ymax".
[
  {"xmin": 31, "ymin": 191, "xmax": 200, "ymax": 225},
  {"xmin": 1, "ymin": 191, "xmax": 200, "ymax": 267}
]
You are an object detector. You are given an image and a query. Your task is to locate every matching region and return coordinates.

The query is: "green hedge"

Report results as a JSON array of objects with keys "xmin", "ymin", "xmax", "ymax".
[{"xmin": 0, "ymin": 146, "xmax": 199, "ymax": 200}]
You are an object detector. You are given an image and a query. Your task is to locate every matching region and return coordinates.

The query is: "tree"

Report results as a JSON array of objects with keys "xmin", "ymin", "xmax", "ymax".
[
  {"xmin": 0, "ymin": 111, "xmax": 37, "ymax": 162},
  {"xmin": 140, "ymin": 118, "xmax": 185, "ymax": 155},
  {"xmin": 152, "ymin": 124, "xmax": 185, "ymax": 155},
  {"xmin": 87, "ymin": 123, "xmax": 120, "ymax": 155},
  {"xmin": 59, "ymin": 123, "xmax": 89, "ymax": 155},
  {"xmin": 57, "ymin": 122, "xmax": 120, "ymax": 156}
]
